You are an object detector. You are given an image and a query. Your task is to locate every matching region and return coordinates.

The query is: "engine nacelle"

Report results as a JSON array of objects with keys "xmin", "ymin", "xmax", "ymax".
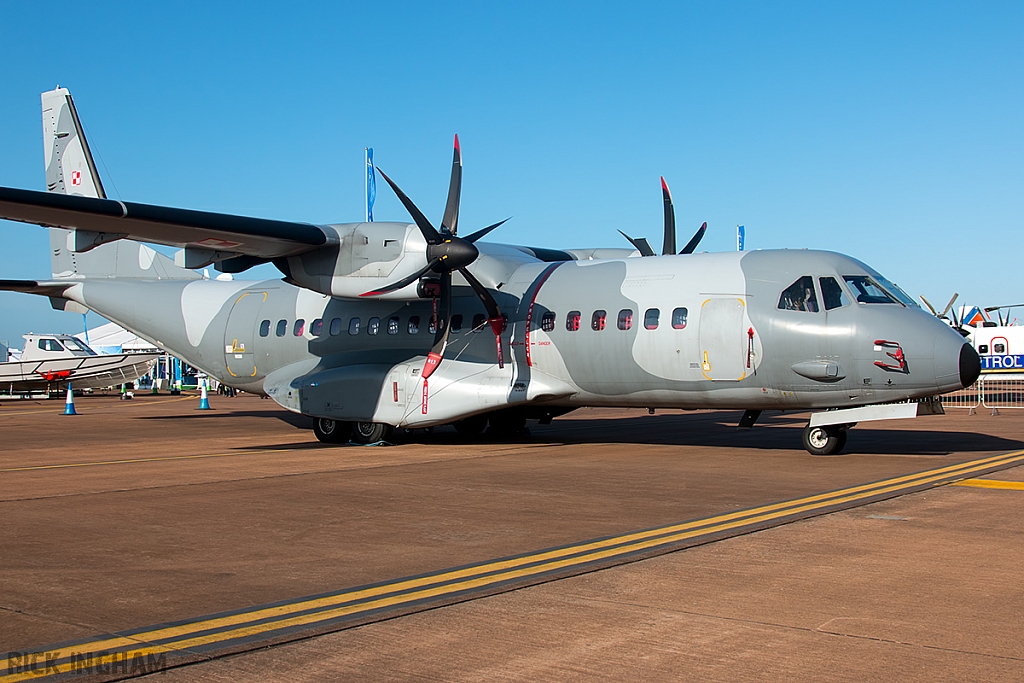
[{"xmin": 277, "ymin": 222, "xmax": 432, "ymax": 299}]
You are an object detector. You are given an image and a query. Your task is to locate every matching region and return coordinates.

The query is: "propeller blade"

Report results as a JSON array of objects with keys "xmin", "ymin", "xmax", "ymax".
[
  {"xmin": 661, "ymin": 177, "xmax": 676, "ymax": 256},
  {"xmin": 459, "ymin": 266, "xmax": 504, "ymax": 368},
  {"xmin": 359, "ymin": 257, "xmax": 442, "ymax": 297},
  {"xmin": 984, "ymin": 303, "xmax": 1024, "ymax": 312},
  {"xmin": 680, "ymin": 222, "xmax": 707, "ymax": 255},
  {"xmin": 377, "ymin": 168, "xmax": 442, "ymax": 245},
  {"xmin": 618, "ymin": 230, "xmax": 656, "ymax": 257},
  {"xmin": 422, "ymin": 272, "xmax": 452, "ymax": 382},
  {"xmin": 440, "ymin": 134, "xmax": 462, "ymax": 236},
  {"xmin": 434, "ymin": 272, "xmax": 452, "ymax": 346},
  {"xmin": 919, "ymin": 296, "xmax": 938, "ymax": 316},
  {"xmin": 940, "ymin": 293, "xmax": 959, "ymax": 318},
  {"xmin": 458, "ymin": 267, "xmax": 501, "ymax": 320},
  {"xmin": 463, "ymin": 218, "xmax": 510, "ymax": 244}
]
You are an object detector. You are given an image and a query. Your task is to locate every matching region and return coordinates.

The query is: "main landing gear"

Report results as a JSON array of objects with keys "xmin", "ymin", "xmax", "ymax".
[
  {"xmin": 312, "ymin": 419, "xmax": 394, "ymax": 445},
  {"xmin": 802, "ymin": 423, "xmax": 850, "ymax": 456},
  {"xmin": 350, "ymin": 421, "xmax": 394, "ymax": 444}
]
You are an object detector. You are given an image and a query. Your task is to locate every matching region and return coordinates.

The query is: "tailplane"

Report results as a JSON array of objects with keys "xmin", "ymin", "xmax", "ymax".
[{"xmin": 41, "ymin": 87, "xmax": 199, "ymax": 282}]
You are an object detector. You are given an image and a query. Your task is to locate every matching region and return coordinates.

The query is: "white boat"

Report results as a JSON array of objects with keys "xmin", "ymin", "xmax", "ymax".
[{"xmin": 0, "ymin": 333, "xmax": 158, "ymax": 395}]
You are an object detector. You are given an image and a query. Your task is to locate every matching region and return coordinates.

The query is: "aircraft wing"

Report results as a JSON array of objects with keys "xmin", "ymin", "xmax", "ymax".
[
  {"xmin": 0, "ymin": 186, "xmax": 329, "ymax": 260},
  {"xmin": 0, "ymin": 279, "xmax": 75, "ymax": 297}
]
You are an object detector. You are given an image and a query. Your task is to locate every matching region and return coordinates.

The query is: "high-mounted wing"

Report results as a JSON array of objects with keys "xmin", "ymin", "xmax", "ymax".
[
  {"xmin": 0, "ymin": 279, "xmax": 74, "ymax": 297},
  {"xmin": 0, "ymin": 187, "xmax": 329, "ymax": 266}
]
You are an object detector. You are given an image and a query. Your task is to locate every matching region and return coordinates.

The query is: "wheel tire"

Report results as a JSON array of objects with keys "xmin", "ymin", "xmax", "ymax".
[
  {"xmin": 802, "ymin": 424, "xmax": 847, "ymax": 456},
  {"xmin": 834, "ymin": 429, "xmax": 848, "ymax": 453},
  {"xmin": 350, "ymin": 421, "xmax": 393, "ymax": 445},
  {"xmin": 313, "ymin": 418, "xmax": 351, "ymax": 444},
  {"xmin": 453, "ymin": 414, "xmax": 488, "ymax": 436}
]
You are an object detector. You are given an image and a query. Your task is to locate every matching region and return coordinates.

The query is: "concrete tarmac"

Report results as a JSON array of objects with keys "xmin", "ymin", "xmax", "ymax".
[{"xmin": 1, "ymin": 393, "xmax": 1022, "ymax": 681}]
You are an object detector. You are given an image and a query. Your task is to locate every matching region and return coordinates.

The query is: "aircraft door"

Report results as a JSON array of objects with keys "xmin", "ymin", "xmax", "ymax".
[
  {"xmin": 698, "ymin": 298, "xmax": 748, "ymax": 381},
  {"xmin": 223, "ymin": 290, "xmax": 267, "ymax": 380}
]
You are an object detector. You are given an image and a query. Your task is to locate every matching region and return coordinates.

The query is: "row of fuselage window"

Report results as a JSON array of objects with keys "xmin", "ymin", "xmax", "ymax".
[
  {"xmin": 258, "ymin": 314, "xmax": 494, "ymax": 338},
  {"xmin": 257, "ymin": 306, "xmax": 690, "ymax": 339}
]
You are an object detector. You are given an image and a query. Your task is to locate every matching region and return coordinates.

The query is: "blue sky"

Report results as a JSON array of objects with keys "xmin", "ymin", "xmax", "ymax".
[{"xmin": 1, "ymin": 2, "xmax": 1022, "ymax": 346}]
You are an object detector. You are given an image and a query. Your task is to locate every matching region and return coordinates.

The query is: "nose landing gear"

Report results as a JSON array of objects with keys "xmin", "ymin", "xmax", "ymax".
[{"xmin": 802, "ymin": 423, "xmax": 849, "ymax": 456}]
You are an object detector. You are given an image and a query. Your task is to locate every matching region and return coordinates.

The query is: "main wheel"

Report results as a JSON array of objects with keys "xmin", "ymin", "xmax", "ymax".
[
  {"xmin": 313, "ymin": 418, "xmax": 351, "ymax": 444},
  {"xmin": 802, "ymin": 424, "xmax": 847, "ymax": 456},
  {"xmin": 350, "ymin": 421, "xmax": 393, "ymax": 444},
  {"xmin": 453, "ymin": 414, "xmax": 488, "ymax": 436}
]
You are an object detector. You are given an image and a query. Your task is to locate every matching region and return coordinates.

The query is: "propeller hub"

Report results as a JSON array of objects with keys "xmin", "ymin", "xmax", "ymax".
[{"xmin": 428, "ymin": 237, "xmax": 478, "ymax": 271}]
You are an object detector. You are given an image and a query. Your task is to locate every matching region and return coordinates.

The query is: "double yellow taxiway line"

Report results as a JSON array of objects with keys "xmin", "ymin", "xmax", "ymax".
[{"xmin": 4, "ymin": 449, "xmax": 1024, "ymax": 681}]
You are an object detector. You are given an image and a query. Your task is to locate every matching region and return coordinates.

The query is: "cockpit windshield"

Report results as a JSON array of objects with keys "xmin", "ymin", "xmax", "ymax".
[
  {"xmin": 874, "ymin": 275, "xmax": 918, "ymax": 308},
  {"xmin": 63, "ymin": 338, "xmax": 97, "ymax": 355},
  {"xmin": 843, "ymin": 275, "xmax": 899, "ymax": 304}
]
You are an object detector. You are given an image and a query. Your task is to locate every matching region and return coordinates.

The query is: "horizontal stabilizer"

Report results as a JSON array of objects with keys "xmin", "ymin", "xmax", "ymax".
[{"xmin": 0, "ymin": 186, "xmax": 328, "ymax": 260}]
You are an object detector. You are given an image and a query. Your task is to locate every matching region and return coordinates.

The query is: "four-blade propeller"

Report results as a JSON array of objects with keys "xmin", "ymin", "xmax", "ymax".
[
  {"xmin": 921, "ymin": 293, "xmax": 971, "ymax": 336},
  {"xmin": 619, "ymin": 176, "xmax": 707, "ymax": 257},
  {"xmin": 366, "ymin": 145, "xmax": 718, "ymax": 410},
  {"xmin": 362, "ymin": 136, "xmax": 507, "ymax": 405}
]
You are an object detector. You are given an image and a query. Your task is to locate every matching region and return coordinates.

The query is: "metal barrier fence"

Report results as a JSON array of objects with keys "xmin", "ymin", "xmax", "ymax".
[
  {"xmin": 981, "ymin": 378, "xmax": 1024, "ymax": 413},
  {"xmin": 940, "ymin": 382, "xmax": 981, "ymax": 413},
  {"xmin": 940, "ymin": 376, "xmax": 1024, "ymax": 414}
]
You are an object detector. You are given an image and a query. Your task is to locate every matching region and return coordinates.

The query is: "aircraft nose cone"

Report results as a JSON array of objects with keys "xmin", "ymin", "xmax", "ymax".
[{"xmin": 960, "ymin": 342, "xmax": 981, "ymax": 388}]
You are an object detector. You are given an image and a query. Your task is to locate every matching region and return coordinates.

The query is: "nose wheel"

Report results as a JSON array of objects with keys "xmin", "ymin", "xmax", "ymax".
[{"xmin": 802, "ymin": 424, "xmax": 848, "ymax": 456}]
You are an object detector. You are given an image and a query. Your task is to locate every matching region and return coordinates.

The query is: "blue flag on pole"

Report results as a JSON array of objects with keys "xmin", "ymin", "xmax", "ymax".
[
  {"xmin": 366, "ymin": 148, "xmax": 376, "ymax": 222},
  {"xmin": 737, "ymin": 225, "xmax": 745, "ymax": 252}
]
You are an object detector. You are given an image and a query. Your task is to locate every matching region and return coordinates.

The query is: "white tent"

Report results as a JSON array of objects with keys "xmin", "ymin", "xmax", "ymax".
[{"xmin": 75, "ymin": 322, "xmax": 159, "ymax": 354}]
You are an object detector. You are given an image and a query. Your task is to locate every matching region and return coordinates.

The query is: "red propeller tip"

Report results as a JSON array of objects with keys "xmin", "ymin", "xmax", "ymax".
[
  {"xmin": 453, "ymin": 134, "xmax": 460, "ymax": 152},
  {"xmin": 660, "ymin": 176, "xmax": 668, "ymax": 191},
  {"xmin": 422, "ymin": 352, "xmax": 443, "ymax": 380}
]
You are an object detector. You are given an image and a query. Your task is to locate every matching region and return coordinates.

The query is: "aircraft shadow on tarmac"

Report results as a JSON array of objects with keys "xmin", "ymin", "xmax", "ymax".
[
  {"xmin": 528, "ymin": 411, "xmax": 1024, "ymax": 456},
  {"xmin": 139, "ymin": 409, "xmax": 315, "ymax": 429},
  {"xmin": 138, "ymin": 407, "xmax": 1022, "ymax": 456}
]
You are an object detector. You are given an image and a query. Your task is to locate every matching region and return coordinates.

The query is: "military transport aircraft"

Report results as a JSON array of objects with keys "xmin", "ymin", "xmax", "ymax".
[{"xmin": 0, "ymin": 88, "xmax": 979, "ymax": 454}]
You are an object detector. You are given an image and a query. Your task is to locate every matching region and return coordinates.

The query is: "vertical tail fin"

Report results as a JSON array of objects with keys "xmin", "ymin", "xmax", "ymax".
[
  {"xmin": 41, "ymin": 87, "xmax": 199, "ymax": 282},
  {"xmin": 42, "ymin": 87, "xmax": 105, "ymax": 199}
]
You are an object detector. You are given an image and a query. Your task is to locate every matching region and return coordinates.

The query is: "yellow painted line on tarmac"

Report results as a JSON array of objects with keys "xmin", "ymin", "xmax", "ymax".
[
  {"xmin": 4, "ymin": 448, "xmax": 1024, "ymax": 682},
  {"xmin": 952, "ymin": 478, "xmax": 1024, "ymax": 490},
  {"xmin": 0, "ymin": 448, "xmax": 291, "ymax": 473}
]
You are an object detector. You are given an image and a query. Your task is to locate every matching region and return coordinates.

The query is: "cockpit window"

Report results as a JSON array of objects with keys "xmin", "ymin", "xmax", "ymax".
[
  {"xmin": 875, "ymin": 275, "xmax": 918, "ymax": 308},
  {"xmin": 819, "ymin": 277, "xmax": 849, "ymax": 311},
  {"xmin": 843, "ymin": 275, "xmax": 898, "ymax": 304},
  {"xmin": 66, "ymin": 338, "xmax": 97, "ymax": 355},
  {"xmin": 778, "ymin": 276, "xmax": 819, "ymax": 312}
]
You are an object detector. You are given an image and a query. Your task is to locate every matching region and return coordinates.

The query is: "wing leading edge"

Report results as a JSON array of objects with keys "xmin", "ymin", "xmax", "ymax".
[{"xmin": 0, "ymin": 186, "xmax": 329, "ymax": 262}]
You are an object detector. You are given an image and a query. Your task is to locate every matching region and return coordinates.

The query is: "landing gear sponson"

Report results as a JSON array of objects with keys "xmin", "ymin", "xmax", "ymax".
[{"xmin": 310, "ymin": 407, "xmax": 565, "ymax": 445}]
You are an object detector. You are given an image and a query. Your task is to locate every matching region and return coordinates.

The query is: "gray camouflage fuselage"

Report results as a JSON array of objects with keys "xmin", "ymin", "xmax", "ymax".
[
  {"xmin": 4, "ymin": 86, "xmax": 975, "ymax": 437},
  {"xmin": 57, "ymin": 239, "xmax": 969, "ymax": 427}
]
